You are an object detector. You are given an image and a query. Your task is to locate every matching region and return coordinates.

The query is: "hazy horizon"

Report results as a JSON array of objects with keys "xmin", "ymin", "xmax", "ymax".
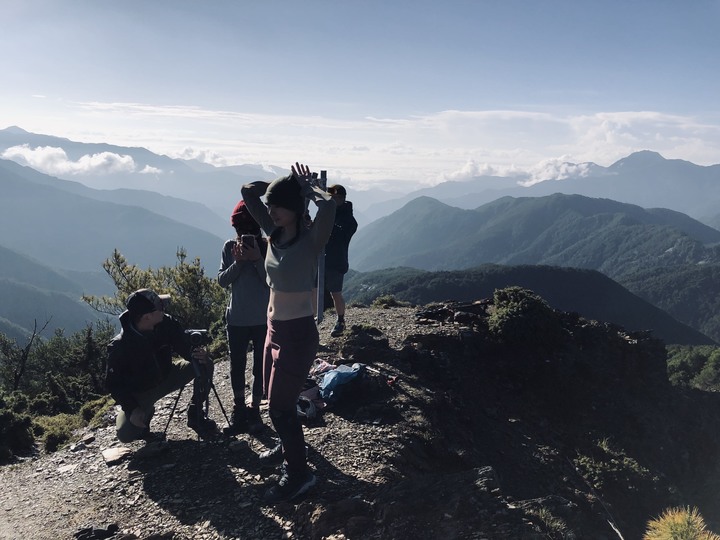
[{"xmin": 2, "ymin": 1, "xmax": 719, "ymax": 192}]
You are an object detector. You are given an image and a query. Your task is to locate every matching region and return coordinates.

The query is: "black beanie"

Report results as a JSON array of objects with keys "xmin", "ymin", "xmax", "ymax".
[{"xmin": 265, "ymin": 174, "xmax": 304, "ymax": 214}]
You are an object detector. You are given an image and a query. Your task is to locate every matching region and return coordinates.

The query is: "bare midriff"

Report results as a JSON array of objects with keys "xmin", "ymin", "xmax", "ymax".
[{"xmin": 267, "ymin": 289, "xmax": 314, "ymax": 321}]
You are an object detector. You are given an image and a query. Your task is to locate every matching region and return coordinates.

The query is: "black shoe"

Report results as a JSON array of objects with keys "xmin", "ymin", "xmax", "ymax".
[
  {"xmin": 187, "ymin": 404, "xmax": 218, "ymax": 439},
  {"xmin": 247, "ymin": 406, "xmax": 264, "ymax": 435},
  {"xmin": 258, "ymin": 441, "xmax": 284, "ymax": 468},
  {"xmin": 223, "ymin": 405, "xmax": 249, "ymax": 436},
  {"xmin": 262, "ymin": 469, "xmax": 316, "ymax": 504},
  {"xmin": 330, "ymin": 320, "xmax": 345, "ymax": 337}
]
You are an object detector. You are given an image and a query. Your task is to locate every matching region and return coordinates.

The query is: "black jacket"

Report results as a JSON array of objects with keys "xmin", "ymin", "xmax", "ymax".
[
  {"xmin": 325, "ymin": 201, "xmax": 358, "ymax": 273},
  {"xmin": 106, "ymin": 311, "xmax": 193, "ymax": 414}
]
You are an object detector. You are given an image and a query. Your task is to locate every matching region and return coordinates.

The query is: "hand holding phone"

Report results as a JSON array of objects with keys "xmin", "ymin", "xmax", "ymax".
[{"xmin": 240, "ymin": 235, "xmax": 256, "ymax": 248}]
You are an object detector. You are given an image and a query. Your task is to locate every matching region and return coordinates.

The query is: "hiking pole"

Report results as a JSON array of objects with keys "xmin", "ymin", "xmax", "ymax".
[{"xmin": 316, "ymin": 170, "xmax": 327, "ymax": 324}]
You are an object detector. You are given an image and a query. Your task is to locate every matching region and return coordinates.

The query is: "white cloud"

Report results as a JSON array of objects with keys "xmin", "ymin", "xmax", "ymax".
[
  {"xmin": 6, "ymin": 100, "xmax": 720, "ymax": 188},
  {"xmin": 1, "ymin": 144, "xmax": 137, "ymax": 176},
  {"xmin": 139, "ymin": 165, "xmax": 162, "ymax": 174}
]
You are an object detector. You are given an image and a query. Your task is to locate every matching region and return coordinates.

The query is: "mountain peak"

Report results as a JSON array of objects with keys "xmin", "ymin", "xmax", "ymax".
[
  {"xmin": 610, "ymin": 150, "xmax": 666, "ymax": 170},
  {"xmin": 2, "ymin": 126, "xmax": 30, "ymax": 134}
]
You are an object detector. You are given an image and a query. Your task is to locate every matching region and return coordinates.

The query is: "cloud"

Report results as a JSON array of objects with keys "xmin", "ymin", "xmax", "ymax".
[
  {"xmin": 1, "ymin": 145, "xmax": 137, "ymax": 176},
  {"xmin": 12, "ymin": 99, "xmax": 720, "ymax": 188}
]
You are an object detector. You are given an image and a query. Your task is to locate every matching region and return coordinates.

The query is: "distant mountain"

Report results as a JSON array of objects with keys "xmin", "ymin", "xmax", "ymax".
[
  {"xmin": 349, "ymin": 194, "xmax": 720, "ymax": 276},
  {"xmin": 343, "ymin": 264, "xmax": 714, "ymax": 346},
  {"xmin": 0, "ymin": 158, "xmax": 229, "ymax": 239},
  {"xmin": 0, "ymin": 126, "xmax": 280, "ymax": 219},
  {"xmin": 361, "ymin": 151, "xmax": 720, "ymax": 225},
  {"xmin": 0, "ymin": 244, "xmax": 113, "ymax": 341},
  {"xmin": 0, "ymin": 160, "xmax": 224, "ymax": 272}
]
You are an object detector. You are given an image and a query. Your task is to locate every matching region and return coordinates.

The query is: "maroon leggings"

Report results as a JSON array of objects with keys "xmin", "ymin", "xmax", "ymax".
[{"xmin": 263, "ymin": 316, "xmax": 319, "ymax": 412}]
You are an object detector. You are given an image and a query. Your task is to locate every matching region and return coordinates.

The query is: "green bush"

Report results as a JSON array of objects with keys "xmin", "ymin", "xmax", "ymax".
[
  {"xmin": 0, "ymin": 405, "xmax": 34, "ymax": 462},
  {"xmin": 487, "ymin": 286, "xmax": 565, "ymax": 348},
  {"xmin": 79, "ymin": 395, "xmax": 114, "ymax": 428},
  {"xmin": 371, "ymin": 295, "xmax": 411, "ymax": 308},
  {"xmin": 33, "ymin": 413, "xmax": 84, "ymax": 453},
  {"xmin": 644, "ymin": 506, "xmax": 720, "ymax": 540}
]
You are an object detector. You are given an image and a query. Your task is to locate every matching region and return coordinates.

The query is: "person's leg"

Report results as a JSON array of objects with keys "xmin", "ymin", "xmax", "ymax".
[
  {"xmin": 116, "ymin": 405, "xmax": 154, "ymax": 443},
  {"xmin": 263, "ymin": 316, "xmax": 319, "ymax": 503},
  {"xmin": 161, "ymin": 358, "xmax": 217, "ymax": 438},
  {"xmin": 330, "ymin": 291, "xmax": 346, "ymax": 319},
  {"xmin": 226, "ymin": 325, "xmax": 252, "ymax": 432},
  {"xmin": 227, "ymin": 325, "xmax": 251, "ymax": 407},
  {"xmin": 326, "ymin": 270, "xmax": 346, "ymax": 336},
  {"xmin": 246, "ymin": 323, "xmax": 268, "ymax": 433}
]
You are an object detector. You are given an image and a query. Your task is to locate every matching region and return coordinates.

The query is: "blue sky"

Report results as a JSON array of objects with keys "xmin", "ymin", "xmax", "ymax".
[{"xmin": 2, "ymin": 0, "xmax": 719, "ymax": 190}]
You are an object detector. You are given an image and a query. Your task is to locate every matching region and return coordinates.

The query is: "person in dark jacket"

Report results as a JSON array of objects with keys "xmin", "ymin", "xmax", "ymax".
[
  {"xmin": 324, "ymin": 184, "xmax": 358, "ymax": 336},
  {"xmin": 106, "ymin": 288, "xmax": 217, "ymax": 442}
]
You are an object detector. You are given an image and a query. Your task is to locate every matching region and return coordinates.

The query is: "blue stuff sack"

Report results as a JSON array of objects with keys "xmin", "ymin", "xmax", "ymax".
[{"xmin": 319, "ymin": 363, "xmax": 366, "ymax": 405}]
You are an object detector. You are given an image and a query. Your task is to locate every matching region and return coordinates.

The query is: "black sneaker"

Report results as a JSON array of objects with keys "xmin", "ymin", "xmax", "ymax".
[
  {"xmin": 247, "ymin": 406, "xmax": 264, "ymax": 435},
  {"xmin": 262, "ymin": 469, "xmax": 316, "ymax": 504},
  {"xmin": 330, "ymin": 320, "xmax": 345, "ymax": 337},
  {"xmin": 187, "ymin": 405, "xmax": 218, "ymax": 439},
  {"xmin": 258, "ymin": 441, "xmax": 284, "ymax": 468},
  {"xmin": 223, "ymin": 405, "xmax": 249, "ymax": 436}
]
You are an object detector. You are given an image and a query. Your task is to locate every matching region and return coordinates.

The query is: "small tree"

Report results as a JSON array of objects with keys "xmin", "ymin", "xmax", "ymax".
[
  {"xmin": 644, "ymin": 506, "xmax": 720, "ymax": 540},
  {"xmin": 83, "ymin": 248, "xmax": 226, "ymax": 330}
]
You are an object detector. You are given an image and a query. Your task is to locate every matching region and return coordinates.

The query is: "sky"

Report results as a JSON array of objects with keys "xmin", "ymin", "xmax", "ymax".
[{"xmin": 2, "ymin": 0, "xmax": 720, "ymax": 191}]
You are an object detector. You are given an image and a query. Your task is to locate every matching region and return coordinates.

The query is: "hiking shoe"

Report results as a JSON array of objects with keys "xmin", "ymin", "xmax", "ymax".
[
  {"xmin": 330, "ymin": 320, "xmax": 345, "ymax": 337},
  {"xmin": 247, "ymin": 406, "xmax": 264, "ymax": 435},
  {"xmin": 262, "ymin": 469, "xmax": 316, "ymax": 504},
  {"xmin": 223, "ymin": 405, "xmax": 249, "ymax": 436},
  {"xmin": 187, "ymin": 405, "xmax": 218, "ymax": 439},
  {"xmin": 258, "ymin": 441, "xmax": 284, "ymax": 468}
]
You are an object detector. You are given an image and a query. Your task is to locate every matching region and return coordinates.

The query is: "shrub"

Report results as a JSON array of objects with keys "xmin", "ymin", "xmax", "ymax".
[
  {"xmin": 79, "ymin": 395, "xmax": 115, "ymax": 428},
  {"xmin": 643, "ymin": 506, "xmax": 720, "ymax": 540},
  {"xmin": 33, "ymin": 413, "xmax": 84, "ymax": 453},
  {"xmin": 487, "ymin": 286, "xmax": 565, "ymax": 349},
  {"xmin": 0, "ymin": 405, "xmax": 34, "ymax": 462},
  {"xmin": 372, "ymin": 295, "xmax": 410, "ymax": 308}
]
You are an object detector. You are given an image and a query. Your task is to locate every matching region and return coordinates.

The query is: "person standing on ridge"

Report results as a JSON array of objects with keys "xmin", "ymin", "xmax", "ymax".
[
  {"xmin": 324, "ymin": 184, "xmax": 358, "ymax": 336},
  {"xmin": 218, "ymin": 200, "xmax": 269, "ymax": 435},
  {"xmin": 241, "ymin": 162, "xmax": 336, "ymax": 504}
]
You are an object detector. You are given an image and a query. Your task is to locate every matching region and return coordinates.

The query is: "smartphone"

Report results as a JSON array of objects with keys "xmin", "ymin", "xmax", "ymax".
[{"xmin": 240, "ymin": 234, "xmax": 256, "ymax": 248}]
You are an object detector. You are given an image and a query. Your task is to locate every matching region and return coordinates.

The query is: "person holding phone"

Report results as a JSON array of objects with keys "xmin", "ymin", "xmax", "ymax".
[
  {"xmin": 218, "ymin": 200, "xmax": 269, "ymax": 435},
  {"xmin": 241, "ymin": 162, "xmax": 336, "ymax": 504}
]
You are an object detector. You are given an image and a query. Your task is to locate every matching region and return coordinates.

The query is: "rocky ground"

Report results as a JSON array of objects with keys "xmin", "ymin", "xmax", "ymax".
[{"xmin": 3, "ymin": 301, "xmax": 720, "ymax": 540}]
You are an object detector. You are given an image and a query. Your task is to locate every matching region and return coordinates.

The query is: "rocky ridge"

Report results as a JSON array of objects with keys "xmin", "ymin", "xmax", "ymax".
[{"xmin": 2, "ymin": 301, "xmax": 720, "ymax": 539}]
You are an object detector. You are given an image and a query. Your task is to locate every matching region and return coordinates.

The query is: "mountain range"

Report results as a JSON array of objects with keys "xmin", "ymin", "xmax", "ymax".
[
  {"xmin": 359, "ymin": 151, "xmax": 720, "ymax": 228},
  {"xmin": 2, "ymin": 126, "xmax": 720, "ymax": 346}
]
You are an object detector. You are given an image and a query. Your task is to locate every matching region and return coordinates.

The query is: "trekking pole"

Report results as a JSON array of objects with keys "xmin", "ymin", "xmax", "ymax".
[{"xmin": 316, "ymin": 170, "xmax": 327, "ymax": 324}]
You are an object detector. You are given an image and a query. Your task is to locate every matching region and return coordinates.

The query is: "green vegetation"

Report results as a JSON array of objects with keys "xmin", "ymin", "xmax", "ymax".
[
  {"xmin": 0, "ymin": 248, "xmax": 227, "ymax": 461},
  {"xmin": 643, "ymin": 506, "xmax": 720, "ymax": 540},
  {"xmin": 487, "ymin": 286, "xmax": 564, "ymax": 348},
  {"xmin": 574, "ymin": 438, "xmax": 659, "ymax": 498},
  {"xmin": 667, "ymin": 345, "xmax": 720, "ymax": 391},
  {"xmin": 371, "ymin": 294, "xmax": 412, "ymax": 308}
]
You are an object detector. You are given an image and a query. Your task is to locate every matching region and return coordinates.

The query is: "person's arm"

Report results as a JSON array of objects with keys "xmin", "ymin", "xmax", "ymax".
[
  {"xmin": 241, "ymin": 182, "xmax": 275, "ymax": 236},
  {"xmin": 307, "ymin": 186, "xmax": 336, "ymax": 251},
  {"xmin": 217, "ymin": 240, "xmax": 242, "ymax": 288},
  {"xmin": 290, "ymin": 163, "xmax": 336, "ymax": 251}
]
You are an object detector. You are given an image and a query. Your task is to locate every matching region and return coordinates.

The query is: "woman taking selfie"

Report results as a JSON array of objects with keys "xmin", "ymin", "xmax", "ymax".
[{"xmin": 241, "ymin": 162, "xmax": 336, "ymax": 504}]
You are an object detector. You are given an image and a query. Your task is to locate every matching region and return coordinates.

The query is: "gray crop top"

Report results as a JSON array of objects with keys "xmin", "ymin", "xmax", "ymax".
[{"xmin": 241, "ymin": 180, "xmax": 336, "ymax": 293}]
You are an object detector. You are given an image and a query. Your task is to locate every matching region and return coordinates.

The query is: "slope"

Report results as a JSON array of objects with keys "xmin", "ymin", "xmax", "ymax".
[{"xmin": 344, "ymin": 264, "xmax": 715, "ymax": 345}]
